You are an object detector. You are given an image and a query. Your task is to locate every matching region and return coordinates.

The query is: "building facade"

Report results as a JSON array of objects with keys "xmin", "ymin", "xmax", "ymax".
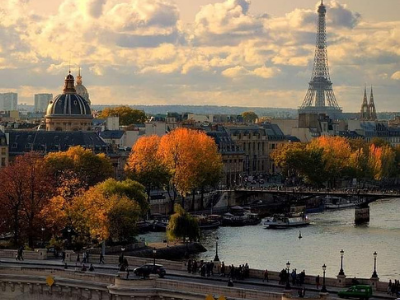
[
  {"xmin": 0, "ymin": 130, "xmax": 8, "ymax": 168},
  {"xmin": 0, "ymin": 93, "xmax": 18, "ymax": 111},
  {"xmin": 34, "ymin": 93, "xmax": 53, "ymax": 113}
]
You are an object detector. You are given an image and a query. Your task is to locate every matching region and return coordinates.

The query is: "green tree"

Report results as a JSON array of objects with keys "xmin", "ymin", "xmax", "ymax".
[
  {"xmin": 99, "ymin": 106, "xmax": 146, "ymax": 125},
  {"xmin": 45, "ymin": 146, "xmax": 114, "ymax": 187},
  {"xmin": 241, "ymin": 111, "xmax": 258, "ymax": 123},
  {"xmin": 167, "ymin": 204, "xmax": 200, "ymax": 242}
]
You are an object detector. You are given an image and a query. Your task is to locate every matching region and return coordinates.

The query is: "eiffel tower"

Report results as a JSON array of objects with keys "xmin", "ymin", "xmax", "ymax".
[{"xmin": 298, "ymin": 1, "xmax": 342, "ymax": 119}]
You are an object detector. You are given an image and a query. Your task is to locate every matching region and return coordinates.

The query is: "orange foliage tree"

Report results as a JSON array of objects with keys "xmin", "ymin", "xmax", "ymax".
[
  {"xmin": 157, "ymin": 128, "xmax": 223, "ymax": 209},
  {"xmin": 0, "ymin": 153, "xmax": 54, "ymax": 247},
  {"xmin": 125, "ymin": 135, "xmax": 169, "ymax": 199}
]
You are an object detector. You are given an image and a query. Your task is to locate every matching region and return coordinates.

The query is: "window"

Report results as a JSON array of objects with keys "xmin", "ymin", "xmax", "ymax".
[{"xmin": 1, "ymin": 158, "xmax": 5, "ymax": 167}]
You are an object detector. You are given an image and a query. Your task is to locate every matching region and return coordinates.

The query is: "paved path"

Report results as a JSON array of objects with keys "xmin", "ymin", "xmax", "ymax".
[{"xmin": 0, "ymin": 258, "xmax": 394, "ymax": 300}]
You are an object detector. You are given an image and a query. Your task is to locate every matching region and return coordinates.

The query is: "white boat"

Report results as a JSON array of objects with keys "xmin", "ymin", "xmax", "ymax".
[
  {"xmin": 324, "ymin": 196, "xmax": 363, "ymax": 210},
  {"xmin": 264, "ymin": 213, "xmax": 310, "ymax": 229}
]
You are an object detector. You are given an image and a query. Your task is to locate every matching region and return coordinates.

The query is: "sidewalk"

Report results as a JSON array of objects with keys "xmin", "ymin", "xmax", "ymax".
[{"xmin": 0, "ymin": 258, "xmax": 394, "ymax": 299}]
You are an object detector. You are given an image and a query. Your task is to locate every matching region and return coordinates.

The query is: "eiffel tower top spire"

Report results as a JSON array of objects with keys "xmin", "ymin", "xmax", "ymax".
[{"xmin": 299, "ymin": 0, "xmax": 342, "ymax": 118}]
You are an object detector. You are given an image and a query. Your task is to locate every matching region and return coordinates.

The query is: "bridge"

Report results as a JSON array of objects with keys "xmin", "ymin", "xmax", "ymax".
[{"xmin": 213, "ymin": 188, "xmax": 400, "ymax": 223}]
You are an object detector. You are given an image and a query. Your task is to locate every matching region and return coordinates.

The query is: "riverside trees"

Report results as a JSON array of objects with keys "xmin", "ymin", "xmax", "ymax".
[
  {"xmin": 271, "ymin": 136, "xmax": 398, "ymax": 187},
  {"xmin": 126, "ymin": 128, "xmax": 223, "ymax": 211},
  {"xmin": 0, "ymin": 146, "xmax": 146, "ymax": 248}
]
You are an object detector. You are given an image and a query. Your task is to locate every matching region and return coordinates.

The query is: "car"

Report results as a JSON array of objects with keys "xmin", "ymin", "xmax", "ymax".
[
  {"xmin": 337, "ymin": 285, "xmax": 373, "ymax": 300},
  {"xmin": 133, "ymin": 263, "xmax": 166, "ymax": 278}
]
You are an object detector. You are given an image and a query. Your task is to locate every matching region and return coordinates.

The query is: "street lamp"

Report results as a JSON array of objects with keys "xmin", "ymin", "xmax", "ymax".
[
  {"xmin": 339, "ymin": 249, "xmax": 345, "ymax": 276},
  {"xmin": 285, "ymin": 261, "xmax": 291, "ymax": 290},
  {"xmin": 321, "ymin": 264, "xmax": 327, "ymax": 293},
  {"xmin": 214, "ymin": 237, "xmax": 220, "ymax": 262},
  {"xmin": 153, "ymin": 248, "xmax": 157, "ymax": 266},
  {"xmin": 372, "ymin": 251, "xmax": 378, "ymax": 278},
  {"xmin": 41, "ymin": 227, "xmax": 45, "ymax": 247},
  {"xmin": 67, "ymin": 228, "xmax": 71, "ymax": 249}
]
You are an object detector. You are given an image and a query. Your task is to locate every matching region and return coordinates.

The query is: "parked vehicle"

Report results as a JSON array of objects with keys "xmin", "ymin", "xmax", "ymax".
[
  {"xmin": 133, "ymin": 263, "xmax": 166, "ymax": 278},
  {"xmin": 337, "ymin": 285, "xmax": 373, "ymax": 300}
]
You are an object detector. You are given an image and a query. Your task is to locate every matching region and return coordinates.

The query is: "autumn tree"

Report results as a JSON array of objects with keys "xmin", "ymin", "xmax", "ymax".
[
  {"xmin": 157, "ymin": 128, "xmax": 223, "ymax": 209},
  {"xmin": 308, "ymin": 136, "xmax": 351, "ymax": 187},
  {"xmin": 0, "ymin": 153, "xmax": 54, "ymax": 247},
  {"xmin": 167, "ymin": 204, "xmax": 199, "ymax": 242},
  {"xmin": 45, "ymin": 178, "xmax": 147, "ymax": 245},
  {"xmin": 99, "ymin": 106, "xmax": 146, "ymax": 125},
  {"xmin": 125, "ymin": 135, "xmax": 169, "ymax": 200},
  {"xmin": 241, "ymin": 111, "xmax": 258, "ymax": 123},
  {"xmin": 45, "ymin": 146, "xmax": 113, "ymax": 187}
]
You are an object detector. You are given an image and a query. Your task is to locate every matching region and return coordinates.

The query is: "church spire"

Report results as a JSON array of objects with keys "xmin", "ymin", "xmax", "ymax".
[
  {"xmin": 369, "ymin": 85, "xmax": 377, "ymax": 121},
  {"xmin": 360, "ymin": 85, "xmax": 370, "ymax": 120}
]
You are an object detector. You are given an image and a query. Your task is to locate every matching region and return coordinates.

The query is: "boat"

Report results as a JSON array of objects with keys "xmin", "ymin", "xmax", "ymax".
[
  {"xmin": 195, "ymin": 215, "xmax": 221, "ymax": 230},
  {"xmin": 136, "ymin": 220, "xmax": 153, "ymax": 233},
  {"xmin": 264, "ymin": 213, "xmax": 310, "ymax": 229},
  {"xmin": 243, "ymin": 212, "xmax": 261, "ymax": 225},
  {"xmin": 324, "ymin": 196, "xmax": 363, "ymax": 210},
  {"xmin": 221, "ymin": 213, "xmax": 245, "ymax": 226}
]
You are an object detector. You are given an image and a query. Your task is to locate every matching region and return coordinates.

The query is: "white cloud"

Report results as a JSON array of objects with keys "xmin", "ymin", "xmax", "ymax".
[
  {"xmin": 0, "ymin": 0, "xmax": 399, "ymax": 112},
  {"xmin": 391, "ymin": 71, "xmax": 400, "ymax": 80}
]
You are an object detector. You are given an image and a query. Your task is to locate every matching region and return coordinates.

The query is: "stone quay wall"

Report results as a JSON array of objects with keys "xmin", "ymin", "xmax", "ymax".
[
  {"xmin": 0, "ymin": 249, "xmax": 389, "ymax": 293},
  {"xmin": 0, "ymin": 267, "xmax": 284, "ymax": 300}
]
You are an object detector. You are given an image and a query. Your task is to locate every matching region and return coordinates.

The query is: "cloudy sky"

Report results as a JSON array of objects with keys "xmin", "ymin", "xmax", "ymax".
[{"xmin": 1, "ymin": 0, "xmax": 399, "ymax": 112}]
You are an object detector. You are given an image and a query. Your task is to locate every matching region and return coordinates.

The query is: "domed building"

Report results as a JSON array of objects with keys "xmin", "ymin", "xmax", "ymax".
[
  {"xmin": 45, "ymin": 72, "xmax": 93, "ymax": 131},
  {"xmin": 75, "ymin": 68, "xmax": 91, "ymax": 105}
]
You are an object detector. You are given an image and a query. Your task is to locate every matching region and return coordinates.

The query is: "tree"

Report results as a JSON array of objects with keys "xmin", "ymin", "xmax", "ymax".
[
  {"xmin": 157, "ymin": 128, "xmax": 223, "ymax": 208},
  {"xmin": 0, "ymin": 153, "xmax": 54, "ymax": 247},
  {"xmin": 45, "ymin": 146, "xmax": 113, "ymax": 187},
  {"xmin": 308, "ymin": 136, "xmax": 351, "ymax": 187},
  {"xmin": 167, "ymin": 204, "xmax": 199, "ymax": 242},
  {"xmin": 241, "ymin": 111, "xmax": 258, "ymax": 123},
  {"xmin": 99, "ymin": 106, "xmax": 146, "ymax": 125},
  {"xmin": 125, "ymin": 135, "xmax": 169, "ymax": 200}
]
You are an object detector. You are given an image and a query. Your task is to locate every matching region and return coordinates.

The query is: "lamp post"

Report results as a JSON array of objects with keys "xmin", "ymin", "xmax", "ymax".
[
  {"xmin": 339, "ymin": 249, "xmax": 345, "ymax": 275},
  {"xmin": 153, "ymin": 248, "xmax": 157, "ymax": 266},
  {"xmin": 41, "ymin": 227, "xmax": 45, "ymax": 247},
  {"xmin": 285, "ymin": 261, "xmax": 291, "ymax": 290},
  {"xmin": 214, "ymin": 237, "xmax": 220, "ymax": 261},
  {"xmin": 67, "ymin": 228, "xmax": 71, "ymax": 250},
  {"xmin": 321, "ymin": 264, "xmax": 327, "ymax": 293},
  {"xmin": 372, "ymin": 251, "xmax": 378, "ymax": 278}
]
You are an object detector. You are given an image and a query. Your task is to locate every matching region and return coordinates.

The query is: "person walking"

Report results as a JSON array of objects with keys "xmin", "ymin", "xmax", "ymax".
[
  {"xmin": 221, "ymin": 262, "xmax": 226, "ymax": 277},
  {"xmin": 316, "ymin": 275, "xmax": 320, "ymax": 289},
  {"xmin": 99, "ymin": 253, "xmax": 105, "ymax": 264},
  {"xmin": 61, "ymin": 251, "xmax": 66, "ymax": 262},
  {"xmin": 263, "ymin": 269, "xmax": 269, "ymax": 282}
]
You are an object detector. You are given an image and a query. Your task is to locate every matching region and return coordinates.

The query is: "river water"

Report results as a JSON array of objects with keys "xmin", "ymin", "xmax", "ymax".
[{"xmin": 140, "ymin": 198, "xmax": 400, "ymax": 281}]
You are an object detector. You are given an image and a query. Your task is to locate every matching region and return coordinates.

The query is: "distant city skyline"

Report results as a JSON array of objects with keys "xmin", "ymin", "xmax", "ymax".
[{"xmin": 1, "ymin": 0, "xmax": 399, "ymax": 112}]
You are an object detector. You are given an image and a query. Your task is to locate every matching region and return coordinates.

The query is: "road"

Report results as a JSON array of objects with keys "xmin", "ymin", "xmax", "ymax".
[{"xmin": 0, "ymin": 258, "xmax": 394, "ymax": 300}]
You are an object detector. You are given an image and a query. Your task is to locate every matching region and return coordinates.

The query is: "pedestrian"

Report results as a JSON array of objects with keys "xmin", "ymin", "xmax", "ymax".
[
  {"xmin": 291, "ymin": 269, "xmax": 297, "ymax": 285},
  {"xmin": 81, "ymin": 264, "xmax": 87, "ymax": 272},
  {"xmin": 388, "ymin": 280, "xmax": 392, "ymax": 295},
  {"xmin": 86, "ymin": 251, "xmax": 90, "ymax": 263},
  {"xmin": 62, "ymin": 251, "xmax": 66, "ymax": 262},
  {"xmin": 187, "ymin": 259, "xmax": 192, "ymax": 273},
  {"xmin": 228, "ymin": 278, "xmax": 234, "ymax": 287},
  {"xmin": 316, "ymin": 275, "xmax": 320, "ymax": 289},
  {"xmin": 18, "ymin": 246, "xmax": 24, "ymax": 261},
  {"xmin": 89, "ymin": 264, "xmax": 94, "ymax": 271},
  {"xmin": 76, "ymin": 253, "xmax": 80, "ymax": 265},
  {"xmin": 221, "ymin": 262, "xmax": 226, "ymax": 277},
  {"xmin": 99, "ymin": 253, "xmax": 105, "ymax": 264},
  {"xmin": 83, "ymin": 251, "xmax": 87, "ymax": 263},
  {"xmin": 263, "ymin": 269, "xmax": 269, "ymax": 282}
]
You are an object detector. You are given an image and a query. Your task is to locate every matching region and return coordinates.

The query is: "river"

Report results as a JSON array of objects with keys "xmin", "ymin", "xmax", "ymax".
[{"xmin": 139, "ymin": 198, "xmax": 400, "ymax": 281}]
